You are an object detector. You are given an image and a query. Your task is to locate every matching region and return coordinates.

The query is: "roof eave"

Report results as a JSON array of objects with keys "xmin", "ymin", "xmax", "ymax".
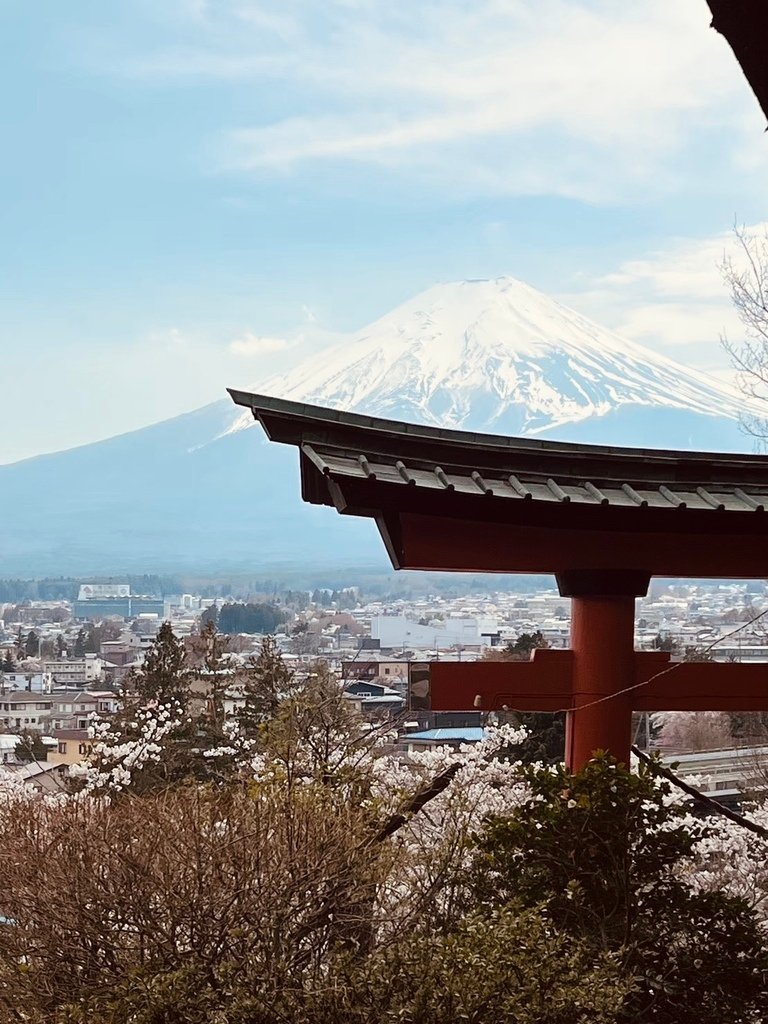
[{"xmin": 227, "ymin": 389, "xmax": 766, "ymax": 468}]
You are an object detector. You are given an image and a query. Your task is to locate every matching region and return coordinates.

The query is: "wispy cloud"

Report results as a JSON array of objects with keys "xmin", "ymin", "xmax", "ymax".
[
  {"xmin": 561, "ymin": 224, "xmax": 768, "ymax": 372},
  {"xmin": 228, "ymin": 332, "xmax": 296, "ymax": 356},
  {"xmin": 110, "ymin": 0, "xmax": 761, "ymax": 203}
]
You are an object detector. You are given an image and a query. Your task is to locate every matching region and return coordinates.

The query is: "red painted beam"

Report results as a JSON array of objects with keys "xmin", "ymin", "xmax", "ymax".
[
  {"xmin": 428, "ymin": 652, "xmax": 768, "ymax": 714},
  {"xmin": 392, "ymin": 512, "xmax": 768, "ymax": 577},
  {"xmin": 429, "ymin": 650, "xmax": 574, "ymax": 712},
  {"xmin": 633, "ymin": 655, "xmax": 768, "ymax": 711}
]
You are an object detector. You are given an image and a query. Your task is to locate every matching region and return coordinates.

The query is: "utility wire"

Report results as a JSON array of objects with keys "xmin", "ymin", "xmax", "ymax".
[{"xmin": 549, "ymin": 603, "xmax": 768, "ymax": 717}]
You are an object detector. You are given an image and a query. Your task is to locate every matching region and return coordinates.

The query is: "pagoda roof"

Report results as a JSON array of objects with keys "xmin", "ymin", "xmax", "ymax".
[{"xmin": 228, "ymin": 390, "xmax": 768, "ymax": 580}]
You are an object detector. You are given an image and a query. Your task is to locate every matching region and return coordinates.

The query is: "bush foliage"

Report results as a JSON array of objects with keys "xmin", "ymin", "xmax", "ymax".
[{"xmin": 0, "ymin": 630, "xmax": 766, "ymax": 1022}]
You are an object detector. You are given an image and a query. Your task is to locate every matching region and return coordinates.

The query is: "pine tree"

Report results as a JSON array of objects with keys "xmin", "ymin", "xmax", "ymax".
[
  {"xmin": 470, "ymin": 756, "xmax": 768, "ymax": 1024},
  {"xmin": 84, "ymin": 627, "xmax": 100, "ymax": 655},
  {"xmin": 73, "ymin": 629, "xmax": 87, "ymax": 658},
  {"xmin": 497, "ymin": 632, "xmax": 565, "ymax": 762},
  {"xmin": 25, "ymin": 630, "xmax": 40, "ymax": 658},
  {"xmin": 505, "ymin": 630, "xmax": 549, "ymax": 657},
  {"xmin": 2, "ymin": 650, "xmax": 15, "ymax": 672},
  {"xmin": 15, "ymin": 731, "xmax": 48, "ymax": 764},
  {"xmin": 131, "ymin": 622, "xmax": 190, "ymax": 706},
  {"xmin": 237, "ymin": 635, "xmax": 295, "ymax": 737},
  {"xmin": 200, "ymin": 604, "xmax": 217, "ymax": 628},
  {"xmin": 83, "ymin": 624, "xmax": 196, "ymax": 796},
  {"xmin": 200, "ymin": 619, "xmax": 228, "ymax": 738}
]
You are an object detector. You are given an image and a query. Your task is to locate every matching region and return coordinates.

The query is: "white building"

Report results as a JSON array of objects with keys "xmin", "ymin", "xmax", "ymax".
[
  {"xmin": 42, "ymin": 655, "xmax": 104, "ymax": 685},
  {"xmin": 0, "ymin": 693, "xmax": 53, "ymax": 731},
  {"xmin": 0, "ymin": 734, "xmax": 21, "ymax": 764},
  {"xmin": 371, "ymin": 615, "xmax": 496, "ymax": 650}
]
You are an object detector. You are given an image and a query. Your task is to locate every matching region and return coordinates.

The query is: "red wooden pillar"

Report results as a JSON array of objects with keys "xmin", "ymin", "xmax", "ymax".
[{"xmin": 557, "ymin": 571, "xmax": 650, "ymax": 772}]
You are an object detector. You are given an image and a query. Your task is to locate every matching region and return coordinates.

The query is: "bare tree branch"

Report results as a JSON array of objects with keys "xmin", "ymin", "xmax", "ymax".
[
  {"xmin": 632, "ymin": 745, "xmax": 768, "ymax": 840},
  {"xmin": 368, "ymin": 763, "xmax": 462, "ymax": 845}
]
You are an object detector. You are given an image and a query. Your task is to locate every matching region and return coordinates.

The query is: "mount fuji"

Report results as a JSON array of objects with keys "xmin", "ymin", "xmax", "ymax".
[
  {"xmin": 0, "ymin": 277, "xmax": 754, "ymax": 576},
  {"xmin": 238, "ymin": 276, "xmax": 746, "ymax": 449}
]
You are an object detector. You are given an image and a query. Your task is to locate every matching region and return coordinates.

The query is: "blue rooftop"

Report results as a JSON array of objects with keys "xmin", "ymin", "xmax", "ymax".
[{"xmin": 406, "ymin": 728, "xmax": 486, "ymax": 743}]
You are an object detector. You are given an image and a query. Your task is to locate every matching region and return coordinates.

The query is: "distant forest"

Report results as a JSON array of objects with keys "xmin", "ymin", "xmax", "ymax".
[
  {"xmin": 0, "ymin": 576, "xmax": 182, "ymax": 602},
  {"xmin": 0, "ymin": 572, "xmax": 564, "ymax": 606},
  {"xmin": 202, "ymin": 602, "xmax": 288, "ymax": 634}
]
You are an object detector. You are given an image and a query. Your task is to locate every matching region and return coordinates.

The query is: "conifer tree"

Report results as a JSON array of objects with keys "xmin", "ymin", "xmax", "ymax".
[
  {"xmin": 131, "ymin": 622, "xmax": 190, "ymax": 706},
  {"xmin": 198, "ymin": 618, "xmax": 229, "ymax": 742},
  {"xmin": 200, "ymin": 604, "xmax": 217, "ymax": 628},
  {"xmin": 84, "ymin": 623, "xmax": 197, "ymax": 795},
  {"xmin": 25, "ymin": 630, "xmax": 40, "ymax": 658},
  {"xmin": 470, "ymin": 756, "xmax": 768, "ymax": 1024},
  {"xmin": 73, "ymin": 628, "xmax": 87, "ymax": 658},
  {"xmin": 14, "ymin": 731, "xmax": 48, "ymax": 764},
  {"xmin": 494, "ymin": 631, "xmax": 565, "ymax": 762},
  {"xmin": 237, "ymin": 635, "xmax": 295, "ymax": 736}
]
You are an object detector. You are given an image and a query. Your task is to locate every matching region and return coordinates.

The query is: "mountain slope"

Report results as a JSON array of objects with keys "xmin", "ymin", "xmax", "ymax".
[
  {"xmin": 238, "ymin": 277, "xmax": 746, "ymax": 443},
  {"xmin": 0, "ymin": 277, "xmax": 754, "ymax": 575},
  {"xmin": 0, "ymin": 402, "xmax": 380, "ymax": 575}
]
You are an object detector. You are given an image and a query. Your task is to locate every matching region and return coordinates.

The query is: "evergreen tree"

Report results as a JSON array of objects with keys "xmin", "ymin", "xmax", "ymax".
[
  {"xmin": 25, "ymin": 630, "xmax": 40, "ymax": 658},
  {"xmin": 15, "ymin": 731, "xmax": 49, "ymax": 764},
  {"xmin": 2, "ymin": 650, "xmax": 15, "ymax": 672},
  {"xmin": 199, "ymin": 619, "xmax": 228, "ymax": 740},
  {"xmin": 200, "ymin": 604, "xmax": 217, "ymax": 628},
  {"xmin": 498, "ymin": 631, "xmax": 565, "ymax": 762},
  {"xmin": 55, "ymin": 635, "xmax": 65, "ymax": 658},
  {"xmin": 217, "ymin": 602, "xmax": 286, "ymax": 635},
  {"xmin": 470, "ymin": 756, "xmax": 768, "ymax": 1024},
  {"xmin": 131, "ymin": 622, "xmax": 190, "ymax": 705},
  {"xmin": 237, "ymin": 635, "xmax": 295, "ymax": 736},
  {"xmin": 73, "ymin": 628, "xmax": 87, "ymax": 658},
  {"xmin": 84, "ymin": 627, "xmax": 99, "ymax": 655},
  {"xmin": 506, "ymin": 630, "xmax": 548, "ymax": 656},
  {"xmin": 85, "ymin": 623, "xmax": 197, "ymax": 796},
  {"xmin": 15, "ymin": 628, "xmax": 25, "ymax": 656},
  {"xmin": 654, "ymin": 632, "xmax": 679, "ymax": 654}
]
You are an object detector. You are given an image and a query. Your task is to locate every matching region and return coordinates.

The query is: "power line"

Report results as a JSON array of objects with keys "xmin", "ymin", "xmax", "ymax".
[{"xmin": 550, "ymin": 604, "xmax": 768, "ymax": 717}]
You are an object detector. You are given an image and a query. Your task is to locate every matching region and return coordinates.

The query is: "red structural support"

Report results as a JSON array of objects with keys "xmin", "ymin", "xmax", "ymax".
[
  {"xmin": 566, "ymin": 593, "xmax": 636, "ymax": 769},
  {"xmin": 429, "ymin": 649, "xmax": 768, "ymax": 771}
]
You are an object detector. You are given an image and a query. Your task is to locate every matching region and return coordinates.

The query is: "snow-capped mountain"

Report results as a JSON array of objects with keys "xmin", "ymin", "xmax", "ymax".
[
  {"xmin": 227, "ymin": 276, "xmax": 745, "ymax": 446},
  {"xmin": 0, "ymin": 277, "xmax": 754, "ymax": 575}
]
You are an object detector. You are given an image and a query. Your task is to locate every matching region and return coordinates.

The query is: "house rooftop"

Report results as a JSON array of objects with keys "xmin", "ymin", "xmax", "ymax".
[{"xmin": 405, "ymin": 727, "xmax": 486, "ymax": 743}]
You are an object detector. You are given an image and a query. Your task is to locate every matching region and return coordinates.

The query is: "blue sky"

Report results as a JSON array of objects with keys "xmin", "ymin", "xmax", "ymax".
[{"xmin": 2, "ymin": 0, "xmax": 767, "ymax": 463}]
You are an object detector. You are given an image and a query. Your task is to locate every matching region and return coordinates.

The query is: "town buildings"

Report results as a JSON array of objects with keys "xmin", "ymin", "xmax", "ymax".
[{"xmin": 1, "ymin": 575, "xmax": 767, "ymax": 797}]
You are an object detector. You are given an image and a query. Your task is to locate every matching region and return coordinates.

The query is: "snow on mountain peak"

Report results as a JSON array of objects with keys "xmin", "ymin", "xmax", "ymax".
[{"xmin": 233, "ymin": 276, "xmax": 745, "ymax": 441}]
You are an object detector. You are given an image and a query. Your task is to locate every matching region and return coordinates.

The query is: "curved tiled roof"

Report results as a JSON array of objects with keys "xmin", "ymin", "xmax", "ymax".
[
  {"xmin": 228, "ymin": 390, "xmax": 768, "ymax": 579},
  {"xmin": 229, "ymin": 390, "xmax": 768, "ymax": 513}
]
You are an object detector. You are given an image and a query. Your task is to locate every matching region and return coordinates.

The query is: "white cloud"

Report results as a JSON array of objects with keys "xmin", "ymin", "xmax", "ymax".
[
  {"xmin": 560, "ymin": 224, "xmax": 768, "ymax": 372},
  {"xmin": 115, "ymin": 0, "xmax": 764, "ymax": 203},
  {"xmin": 228, "ymin": 332, "xmax": 296, "ymax": 356},
  {"xmin": 148, "ymin": 326, "xmax": 190, "ymax": 350}
]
